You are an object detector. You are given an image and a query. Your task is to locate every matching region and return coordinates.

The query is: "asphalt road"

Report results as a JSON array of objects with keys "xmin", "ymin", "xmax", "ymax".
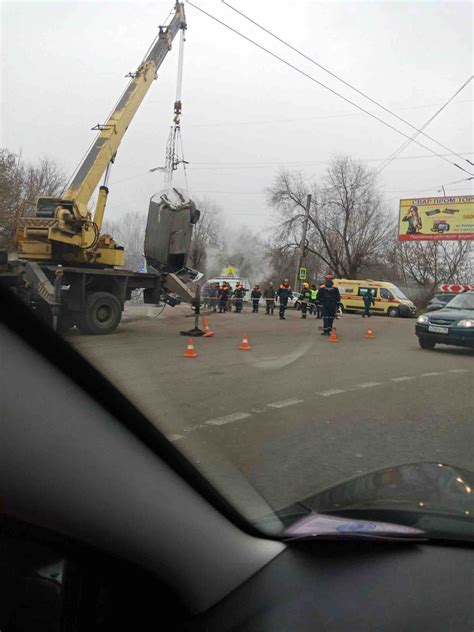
[{"xmin": 70, "ymin": 305, "xmax": 473, "ymax": 522}]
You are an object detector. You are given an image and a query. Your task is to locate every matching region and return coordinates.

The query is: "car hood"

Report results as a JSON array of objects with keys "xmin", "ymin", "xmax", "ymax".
[{"xmin": 424, "ymin": 308, "xmax": 473, "ymax": 321}]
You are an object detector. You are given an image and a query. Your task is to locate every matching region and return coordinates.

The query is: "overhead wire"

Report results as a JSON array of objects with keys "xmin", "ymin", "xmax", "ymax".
[
  {"xmin": 377, "ymin": 77, "xmax": 474, "ymax": 174},
  {"xmin": 109, "ymin": 151, "xmax": 474, "ymax": 186},
  {"xmin": 221, "ymin": 0, "xmax": 474, "ymax": 169},
  {"xmin": 186, "ymin": 1, "xmax": 474, "ymax": 176},
  {"xmin": 386, "ymin": 176, "xmax": 474, "ymax": 202},
  {"xmin": 182, "ymin": 100, "xmax": 474, "ymax": 128}
]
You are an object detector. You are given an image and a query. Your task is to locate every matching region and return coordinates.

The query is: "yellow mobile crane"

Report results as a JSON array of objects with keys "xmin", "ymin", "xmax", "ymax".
[
  {"xmin": 1, "ymin": 2, "xmax": 201, "ymax": 334},
  {"xmin": 16, "ymin": 2, "xmax": 186, "ymax": 267}
]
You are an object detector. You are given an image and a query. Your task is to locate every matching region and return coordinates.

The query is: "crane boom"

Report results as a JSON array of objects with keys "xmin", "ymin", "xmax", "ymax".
[
  {"xmin": 65, "ymin": 6, "xmax": 186, "ymax": 216},
  {"xmin": 16, "ymin": 2, "xmax": 187, "ymax": 267}
]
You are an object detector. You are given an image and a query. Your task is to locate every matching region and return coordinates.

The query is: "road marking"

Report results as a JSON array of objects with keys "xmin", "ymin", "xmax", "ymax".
[
  {"xmin": 391, "ymin": 376, "xmax": 412, "ymax": 382},
  {"xmin": 205, "ymin": 412, "xmax": 251, "ymax": 426},
  {"xmin": 319, "ymin": 389, "xmax": 346, "ymax": 396},
  {"xmin": 268, "ymin": 398, "xmax": 304, "ymax": 408},
  {"xmin": 167, "ymin": 434, "xmax": 185, "ymax": 442},
  {"xmin": 357, "ymin": 382, "xmax": 382, "ymax": 388},
  {"xmin": 448, "ymin": 369, "xmax": 469, "ymax": 374},
  {"xmin": 420, "ymin": 372, "xmax": 443, "ymax": 377}
]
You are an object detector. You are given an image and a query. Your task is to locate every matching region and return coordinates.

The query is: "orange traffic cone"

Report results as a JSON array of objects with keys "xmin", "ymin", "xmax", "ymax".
[
  {"xmin": 365, "ymin": 328, "xmax": 375, "ymax": 339},
  {"xmin": 202, "ymin": 317, "xmax": 215, "ymax": 337},
  {"xmin": 183, "ymin": 338, "xmax": 197, "ymax": 358},
  {"xmin": 329, "ymin": 327, "xmax": 338, "ymax": 343},
  {"xmin": 239, "ymin": 334, "xmax": 251, "ymax": 350}
]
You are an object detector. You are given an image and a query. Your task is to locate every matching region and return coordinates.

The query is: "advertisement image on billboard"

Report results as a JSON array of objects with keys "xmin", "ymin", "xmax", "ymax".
[{"xmin": 398, "ymin": 195, "xmax": 474, "ymax": 241}]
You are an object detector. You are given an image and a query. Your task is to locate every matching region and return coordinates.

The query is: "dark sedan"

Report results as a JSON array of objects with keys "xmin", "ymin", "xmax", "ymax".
[
  {"xmin": 426, "ymin": 293, "xmax": 455, "ymax": 312},
  {"xmin": 416, "ymin": 291, "xmax": 474, "ymax": 349}
]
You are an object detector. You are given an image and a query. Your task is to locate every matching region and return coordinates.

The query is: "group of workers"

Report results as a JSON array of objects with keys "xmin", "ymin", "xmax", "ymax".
[{"xmin": 203, "ymin": 275, "xmax": 343, "ymax": 335}]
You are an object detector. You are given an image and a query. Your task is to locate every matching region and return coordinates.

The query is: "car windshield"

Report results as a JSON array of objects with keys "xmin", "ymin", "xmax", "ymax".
[
  {"xmin": 445, "ymin": 293, "xmax": 474, "ymax": 310},
  {"xmin": 433, "ymin": 294, "xmax": 454, "ymax": 303},
  {"xmin": 1, "ymin": 0, "xmax": 473, "ymax": 543},
  {"xmin": 390, "ymin": 287, "xmax": 409, "ymax": 300}
]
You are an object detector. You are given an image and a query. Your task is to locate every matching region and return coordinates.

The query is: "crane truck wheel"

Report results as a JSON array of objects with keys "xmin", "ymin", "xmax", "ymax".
[{"xmin": 78, "ymin": 292, "xmax": 122, "ymax": 335}]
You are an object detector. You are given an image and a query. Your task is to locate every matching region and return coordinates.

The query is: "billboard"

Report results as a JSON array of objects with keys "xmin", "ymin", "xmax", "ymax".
[{"xmin": 398, "ymin": 195, "xmax": 474, "ymax": 241}]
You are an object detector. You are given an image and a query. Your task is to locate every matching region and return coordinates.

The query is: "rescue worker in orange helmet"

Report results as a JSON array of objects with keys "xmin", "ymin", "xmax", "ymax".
[
  {"xmin": 233, "ymin": 283, "xmax": 245, "ymax": 313},
  {"xmin": 276, "ymin": 279, "xmax": 293, "ymax": 320},
  {"xmin": 317, "ymin": 276, "xmax": 341, "ymax": 335},
  {"xmin": 218, "ymin": 283, "xmax": 230, "ymax": 313}
]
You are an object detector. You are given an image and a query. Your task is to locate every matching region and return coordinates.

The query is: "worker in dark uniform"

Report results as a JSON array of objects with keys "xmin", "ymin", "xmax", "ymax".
[
  {"xmin": 263, "ymin": 282, "xmax": 276, "ymax": 315},
  {"xmin": 218, "ymin": 283, "xmax": 230, "ymax": 313},
  {"xmin": 317, "ymin": 276, "xmax": 341, "ymax": 335},
  {"xmin": 276, "ymin": 279, "xmax": 293, "ymax": 320},
  {"xmin": 208, "ymin": 283, "xmax": 218, "ymax": 312},
  {"xmin": 300, "ymin": 282, "xmax": 312, "ymax": 319},
  {"xmin": 233, "ymin": 283, "xmax": 245, "ymax": 313},
  {"xmin": 315, "ymin": 283, "xmax": 324, "ymax": 319},
  {"xmin": 362, "ymin": 288, "xmax": 375, "ymax": 317},
  {"xmin": 251, "ymin": 285, "xmax": 262, "ymax": 313}
]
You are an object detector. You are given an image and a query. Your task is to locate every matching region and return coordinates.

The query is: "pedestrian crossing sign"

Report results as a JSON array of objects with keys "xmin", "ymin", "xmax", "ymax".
[
  {"xmin": 225, "ymin": 265, "xmax": 236, "ymax": 276},
  {"xmin": 299, "ymin": 267, "xmax": 307, "ymax": 280}
]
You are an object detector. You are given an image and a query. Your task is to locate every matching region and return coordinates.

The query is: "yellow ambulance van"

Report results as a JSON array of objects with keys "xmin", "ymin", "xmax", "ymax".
[{"xmin": 333, "ymin": 279, "xmax": 417, "ymax": 317}]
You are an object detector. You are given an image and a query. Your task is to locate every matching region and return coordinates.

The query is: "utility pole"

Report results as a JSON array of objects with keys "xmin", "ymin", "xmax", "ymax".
[{"xmin": 294, "ymin": 194, "xmax": 312, "ymax": 291}]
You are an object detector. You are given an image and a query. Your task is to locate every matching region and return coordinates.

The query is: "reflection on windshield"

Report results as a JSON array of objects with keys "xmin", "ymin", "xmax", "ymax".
[
  {"xmin": 390, "ymin": 287, "xmax": 408, "ymax": 300},
  {"xmin": 446, "ymin": 294, "xmax": 474, "ymax": 310},
  {"xmin": 285, "ymin": 462, "xmax": 474, "ymax": 542}
]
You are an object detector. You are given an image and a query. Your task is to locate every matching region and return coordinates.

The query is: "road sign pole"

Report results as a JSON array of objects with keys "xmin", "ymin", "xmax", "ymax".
[{"xmin": 294, "ymin": 194, "xmax": 312, "ymax": 292}]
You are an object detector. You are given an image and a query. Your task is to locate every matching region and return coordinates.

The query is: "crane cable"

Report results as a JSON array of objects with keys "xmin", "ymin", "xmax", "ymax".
[
  {"xmin": 160, "ymin": 27, "xmax": 190, "ymax": 192},
  {"xmin": 186, "ymin": 1, "xmax": 474, "ymax": 177}
]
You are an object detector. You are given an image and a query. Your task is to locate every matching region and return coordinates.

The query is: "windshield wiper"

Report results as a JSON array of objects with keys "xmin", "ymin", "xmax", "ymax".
[{"xmin": 283, "ymin": 512, "xmax": 427, "ymax": 542}]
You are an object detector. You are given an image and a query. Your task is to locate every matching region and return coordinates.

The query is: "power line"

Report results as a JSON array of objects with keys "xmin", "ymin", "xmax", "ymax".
[
  {"xmin": 377, "ymin": 77, "xmax": 474, "ymax": 174},
  {"xmin": 109, "ymin": 151, "xmax": 474, "ymax": 185},
  {"xmin": 221, "ymin": 0, "xmax": 473, "ymax": 168},
  {"xmin": 386, "ymin": 176, "xmax": 474, "ymax": 202},
  {"xmin": 183, "ymin": 100, "xmax": 474, "ymax": 128},
  {"xmin": 186, "ymin": 1, "xmax": 474, "ymax": 177}
]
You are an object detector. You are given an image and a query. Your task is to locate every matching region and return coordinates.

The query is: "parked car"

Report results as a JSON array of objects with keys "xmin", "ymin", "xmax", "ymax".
[
  {"xmin": 289, "ymin": 291, "xmax": 302, "ymax": 309},
  {"xmin": 415, "ymin": 291, "xmax": 474, "ymax": 349},
  {"xmin": 426, "ymin": 293, "xmax": 456, "ymax": 312}
]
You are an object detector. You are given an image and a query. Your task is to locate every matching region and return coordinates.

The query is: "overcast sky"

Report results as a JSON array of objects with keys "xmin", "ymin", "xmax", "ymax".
[{"xmin": 1, "ymin": 0, "xmax": 473, "ymax": 233}]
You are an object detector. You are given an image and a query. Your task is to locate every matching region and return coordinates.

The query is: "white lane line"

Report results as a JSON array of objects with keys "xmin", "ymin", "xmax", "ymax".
[
  {"xmin": 357, "ymin": 382, "xmax": 382, "ymax": 388},
  {"xmin": 391, "ymin": 376, "xmax": 412, "ymax": 382},
  {"xmin": 420, "ymin": 372, "xmax": 443, "ymax": 377},
  {"xmin": 448, "ymin": 369, "xmax": 469, "ymax": 374},
  {"xmin": 205, "ymin": 412, "xmax": 251, "ymax": 426},
  {"xmin": 319, "ymin": 389, "xmax": 346, "ymax": 396},
  {"xmin": 167, "ymin": 434, "xmax": 185, "ymax": 442},
  {"xmin": 268, "ymin": 398, "xmax": 304, "ymax": 408}
]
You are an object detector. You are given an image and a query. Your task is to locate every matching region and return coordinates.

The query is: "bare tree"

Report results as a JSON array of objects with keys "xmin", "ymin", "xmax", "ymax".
[
  {"xmin": 394, "ymin": 240, "xmax": 473, "ymax": 290},
  {"xmin": 103, "ymin": 210, "xmax": 147, "ymax": 271},
  {"xmin": 0, "ymin": 148, "xmax": 66, "ymax": 249},
  {"xmin": 188, "ymin": 197, "xmax": 221, "ymax": 273},
  {"xmin": 268, "ymin": 156, "xmax": 394, "ymax": 279},
  {"xmin": 267, "ymin": 243, "xmax": 323, "ymax": 286}
]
